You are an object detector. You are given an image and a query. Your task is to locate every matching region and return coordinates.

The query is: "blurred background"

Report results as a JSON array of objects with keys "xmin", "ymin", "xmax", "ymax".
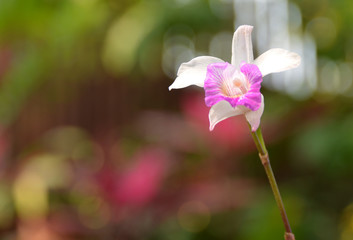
[{"xmin": 0, "ymin": 0, "xmax": 353, "ymax": 239}]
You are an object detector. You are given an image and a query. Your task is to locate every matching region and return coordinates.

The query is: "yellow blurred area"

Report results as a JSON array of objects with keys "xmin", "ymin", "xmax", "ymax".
[
  {"xmin": 340, "ymin": 203, "xmax": 353, "ymax": 240},
  {"xmin": 24, "ymin": 154, "xmax": 72, "ymax": 188},
  {"xmin": 102, "ymin": 1, "xmax": 162, "ymax": 75},
  {"xmin": 13, "ymin": 170, "xmax": 48, "ymax": 220}
]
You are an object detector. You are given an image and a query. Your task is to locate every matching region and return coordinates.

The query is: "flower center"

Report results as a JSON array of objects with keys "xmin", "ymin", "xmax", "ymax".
[
  {"xmin": 220, "ymin": 76, "xmax": 249, "ymax": 98},
  {"xmin": 204, "ymin": 62, "xmax": 263, "ymax": 110}
]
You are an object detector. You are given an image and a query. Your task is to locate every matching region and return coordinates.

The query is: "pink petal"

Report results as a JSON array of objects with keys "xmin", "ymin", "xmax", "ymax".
[
  {"xmin": 204, "ymin": 62, "xmax": 262, "ymax": 111},
  {"xmin": 204, "ymin": 62, "xmax": 236, "ymax": 107},
  {"xmin": 237, "ymin": 64, "xmax": 262, "ymax": 111}
]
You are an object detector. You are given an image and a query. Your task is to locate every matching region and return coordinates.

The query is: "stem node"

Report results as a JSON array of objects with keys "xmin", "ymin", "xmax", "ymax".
[
  {"xmin": 285, "ymin": 232, "xmax": 295, "ymax": 240},
  {"xmin": 259, "ymin": 152, "xmax": 269, "ymax": 165}
]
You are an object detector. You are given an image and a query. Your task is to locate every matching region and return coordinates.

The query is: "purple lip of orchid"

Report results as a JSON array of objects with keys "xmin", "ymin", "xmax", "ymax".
[{"xmin": 204, "ymin": 62, "xmax": 263, "ymax": 111}]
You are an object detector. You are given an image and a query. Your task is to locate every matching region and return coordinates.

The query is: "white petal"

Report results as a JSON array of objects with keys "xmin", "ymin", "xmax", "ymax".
[
  {"xmin": 209, "ymin": 101, "xmax": 246, "ymax": 131},
  {"xmin": 169, "ymin": 56, "xmax": 224, "ymax": 91},
  {"xmin": 231, "ymin": 25, "xmax": 254, "ymax": 67},
  {"xmin": 253, "ymin": 48, "xmax": 301, "ymax": 77},
  {"xmin": 245, "ymin": 95, "xmax": 264, "ymax": 132}
]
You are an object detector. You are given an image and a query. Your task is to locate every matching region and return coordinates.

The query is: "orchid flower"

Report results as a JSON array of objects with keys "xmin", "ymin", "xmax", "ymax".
[{"xmin": 169, "ymin": 25, "xmax": 301, "ymax": 131}]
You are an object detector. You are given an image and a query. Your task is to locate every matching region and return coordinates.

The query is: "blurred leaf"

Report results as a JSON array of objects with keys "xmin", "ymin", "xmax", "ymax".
[
  {"xmin": 102, "ymin": 1, "xmax": 163, "ymax": 75},
  {"xmin": 236, "ymin": 190, "xmax": 304, "ymax": 240},
  {"xmin": 292, "ymin": 114, "xmax": 353, "ymax": 176}
]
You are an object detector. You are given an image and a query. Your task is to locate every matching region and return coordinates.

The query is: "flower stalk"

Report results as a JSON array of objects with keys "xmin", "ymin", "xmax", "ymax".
[{"xmin": 248, "ymin": 123, "xmax": 295, "ymax": 240}]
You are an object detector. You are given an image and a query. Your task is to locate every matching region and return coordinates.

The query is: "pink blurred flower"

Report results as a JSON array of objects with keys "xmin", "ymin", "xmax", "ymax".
[{"xmin": 107, "ymin": 148, "xmax": 169, "ymax": 207}]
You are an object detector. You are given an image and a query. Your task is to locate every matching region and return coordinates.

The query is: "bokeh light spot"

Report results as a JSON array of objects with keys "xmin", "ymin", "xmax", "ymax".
[
  {"xmin": 13, "ymin": 171, "xmax": 48, "ymax": 220},
  {"xmin": 209, "ymin": 31, "xmax": 232, "ymax": 62},
  {"xmin": 102, "ymin": 1, "xmax": 161, "ymax": 75},
  {"xmin": 26, "ymin": 154, "xmax": 72, "ymax": 188}
]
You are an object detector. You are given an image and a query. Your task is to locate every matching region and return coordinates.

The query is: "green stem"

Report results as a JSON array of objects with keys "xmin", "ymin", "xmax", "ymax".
[{"xmin": 249, "ymin": 124, "xmax": 295, "ymax": 240}]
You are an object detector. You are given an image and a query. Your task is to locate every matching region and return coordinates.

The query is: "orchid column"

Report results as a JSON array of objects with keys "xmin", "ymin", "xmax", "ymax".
[{"xmin": 169, "ymin": 25, "xmax": 300, "ymax": 240}]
